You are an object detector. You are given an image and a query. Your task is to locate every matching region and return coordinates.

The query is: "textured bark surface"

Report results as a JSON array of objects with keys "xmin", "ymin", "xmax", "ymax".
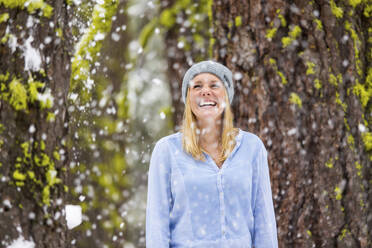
[
  {"xmin": 164, "ymin": 0, "xmax": 371, "ymax": 247},
  {"xmin": 0, "ymin": 1, "xmax": 72, "ymax": 247}
]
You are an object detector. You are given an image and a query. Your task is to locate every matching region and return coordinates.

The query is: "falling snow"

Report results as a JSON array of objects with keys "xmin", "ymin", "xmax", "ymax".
[
  {"xmin": 22, "ymin": 36, "xmax": 42, "ymax": 72},
  {"xmin": 65, "ymin": 205, "xmax": 82, "ymax": 230},
  {"xmin": 6, "ymin": 236, "xmax": 35, "ymax": 248},
  {"xmin": 0, "ymin": 0, "xmax": 369, "ymax": 247}
]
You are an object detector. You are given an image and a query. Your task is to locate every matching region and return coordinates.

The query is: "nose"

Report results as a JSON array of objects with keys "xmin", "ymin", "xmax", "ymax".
[{"xmin": 200, "ymin": 87, "xmax": 211, "ymax": 96}]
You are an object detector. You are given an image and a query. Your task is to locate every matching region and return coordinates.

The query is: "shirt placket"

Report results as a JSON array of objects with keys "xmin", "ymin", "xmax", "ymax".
[
  {"xmin": 202, "ymin": 129, "xmax": 243, "ymax": 246},
  {"xmin": 217, "ymin": 169, "xmax": 226, "ymax": 239}
]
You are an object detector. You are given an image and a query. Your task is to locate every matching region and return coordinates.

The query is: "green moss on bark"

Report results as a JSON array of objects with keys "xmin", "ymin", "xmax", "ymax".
[
  {"xmin": 0, "ymin": 0, "xmax": 53, "ymax": 18},
  {"xmin": 289, "ymin": 92, "xmax": 302, "ymax": 108},
  {"xmin": 330, "ymin": 0, "xmax": 344, "ymax": 18},
  {"xmin": 282, "ymin": 25, "xmax": 302, "ymax": 48},
  {"xmin": 9, "ymin": 140, "xmax": 62, "ymax": 206},
  {"xmin": 0, "ymin": 13, "xmax": 9, "ymax": 23},
  {"xmin": 0, "ymin": 74, "xmax": 53, "ymax": 111},
  {"xmin": 70, "ymin": 0, "xmax": 119, "ymax": 103}
]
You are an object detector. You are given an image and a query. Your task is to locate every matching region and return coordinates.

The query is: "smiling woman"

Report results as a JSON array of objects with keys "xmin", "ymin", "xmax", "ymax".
[
  {"xmin": 146, "ymin": 60, "xmax": 278, "ymax": 248},
  {"xmin": 183, "ymin": 72, "xmax": 237, "ymax": 168}
]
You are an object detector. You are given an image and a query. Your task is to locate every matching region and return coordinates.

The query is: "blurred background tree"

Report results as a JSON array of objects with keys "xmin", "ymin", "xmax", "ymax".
[{"xmin": 67, "ymin": 0, "xmax": 172, "ymax": 247}]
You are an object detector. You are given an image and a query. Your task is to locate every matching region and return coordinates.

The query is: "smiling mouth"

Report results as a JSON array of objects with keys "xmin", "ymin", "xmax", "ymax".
[{"xmin": 198, "ymin": 101, "xmax": 217, "ymax": 107}]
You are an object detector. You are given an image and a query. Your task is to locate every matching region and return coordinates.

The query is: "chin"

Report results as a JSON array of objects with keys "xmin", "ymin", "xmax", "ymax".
[{"xmin": 196, "ymin": 113, "xmax": 222, "ymax": 121}]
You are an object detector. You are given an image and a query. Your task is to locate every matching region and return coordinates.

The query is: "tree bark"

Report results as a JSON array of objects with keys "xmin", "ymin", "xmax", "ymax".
[
  {"xmin": 164, "ymin": 0, "xmax": 371, "ymax": 247},
  {"xmin": 0, "ymin": 1, "xmax": 72, "ymax": 247}
]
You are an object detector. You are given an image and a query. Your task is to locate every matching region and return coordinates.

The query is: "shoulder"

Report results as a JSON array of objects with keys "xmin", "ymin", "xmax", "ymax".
[
  {"xmin": 239, "ymin": 129, "xmax": 265, "ymax": 147},
  {"xmin": 238, "ymin": 129, "xmax": 267, "ymax": 154},
  {"xmin": 155, "ymin": 132, "xmax": 181, "ymax": 145},
  {"xmin": 149, "ymin": 133, "xmax": 181, "ymax": 170},
  {"xmin": 153, "ymin": 132, "xmax": 182, "ymax": 152}
]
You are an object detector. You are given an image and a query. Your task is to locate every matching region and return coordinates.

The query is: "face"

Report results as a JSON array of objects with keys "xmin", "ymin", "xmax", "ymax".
[{"xmin": 188, "ymin": 73, "xmax": 226, "ymax": 123}]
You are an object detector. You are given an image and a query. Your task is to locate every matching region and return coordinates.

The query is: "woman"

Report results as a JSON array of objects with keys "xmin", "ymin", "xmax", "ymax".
[{"xmin": 146, "ymin": 61, "xmax": 278, "ymax": 247}]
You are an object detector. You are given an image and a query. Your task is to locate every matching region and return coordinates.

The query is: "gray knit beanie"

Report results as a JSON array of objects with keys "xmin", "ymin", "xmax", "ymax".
[{"xmin": 182, "ymin": 60, "xmax": 234, "ymax": 104}]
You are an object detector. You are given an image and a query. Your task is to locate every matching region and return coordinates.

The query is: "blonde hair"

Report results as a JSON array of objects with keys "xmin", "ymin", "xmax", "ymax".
[{"xmin": 181, "ymin": 87, "xmax": 239, "ymax": 163}]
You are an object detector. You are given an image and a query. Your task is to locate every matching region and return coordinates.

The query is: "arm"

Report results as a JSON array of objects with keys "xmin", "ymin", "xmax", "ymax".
[
  {"xmin": 146, "ymin": 140, "xmax": 172, "ymax": 248},
  {"xmin": 252, "ymin": 144, "xmax": 278, "ymax": 248}
]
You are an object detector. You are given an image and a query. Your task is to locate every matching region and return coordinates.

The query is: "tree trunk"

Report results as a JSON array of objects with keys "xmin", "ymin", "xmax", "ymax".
[
  {"xmin": 67, "ymin": 0, "xmax": 133, "ymax": 246},
  {"xmin": 164, "ymin": 0, "xmax": 371, "ymax": 247},
  {"xmin": 0, "ymin": 1, "xmax": 72, "ymax": 247}
]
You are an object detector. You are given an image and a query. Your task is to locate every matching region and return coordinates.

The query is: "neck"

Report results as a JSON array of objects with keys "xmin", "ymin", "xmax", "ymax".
[{"xmin": 197, "ymin": 117, "xmax": 223, "ymax": 149}]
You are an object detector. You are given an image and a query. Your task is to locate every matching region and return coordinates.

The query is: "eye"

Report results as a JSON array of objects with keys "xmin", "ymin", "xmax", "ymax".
[{"xmin": 193, "ymin": 85, "xmax": 201, "ymax": 89}]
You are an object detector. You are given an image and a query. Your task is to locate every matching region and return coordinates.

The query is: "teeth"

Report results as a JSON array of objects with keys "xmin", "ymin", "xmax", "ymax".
[{"xmin": 199, "ymin": 101, "xmax": 216, "ymax": 107}]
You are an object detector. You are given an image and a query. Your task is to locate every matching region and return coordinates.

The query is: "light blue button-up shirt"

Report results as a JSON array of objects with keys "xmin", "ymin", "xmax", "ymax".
[{"xmin": 146, "ymin": 129, "xmax": 278, "ymax": 248}]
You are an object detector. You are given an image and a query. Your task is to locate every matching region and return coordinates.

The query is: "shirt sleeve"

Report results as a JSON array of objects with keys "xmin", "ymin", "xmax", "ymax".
[
  {"xmin": 146, "ymin": 140, "xmax": 172, "ymax": 248},
  {"xmin": 252, "ymin": 143, "xmax": 278, "ymax": 248}
]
